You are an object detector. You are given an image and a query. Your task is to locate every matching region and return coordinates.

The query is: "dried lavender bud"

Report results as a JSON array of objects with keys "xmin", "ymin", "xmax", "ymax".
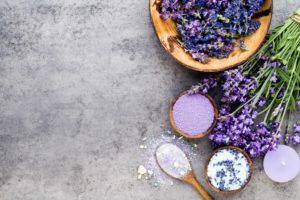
[
  {"xmin": 160, "ymin": 0, "xmax": 264, "ymax": 63},
  {"xmin": 239, "ymin": 40, "xmax": 247, "ymax": 51}
]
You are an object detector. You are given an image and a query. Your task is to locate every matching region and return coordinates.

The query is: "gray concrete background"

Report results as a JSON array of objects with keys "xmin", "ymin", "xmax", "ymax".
[{"xmin": 0, "ymin": 0, "xmax": 300, "ymax": 199}]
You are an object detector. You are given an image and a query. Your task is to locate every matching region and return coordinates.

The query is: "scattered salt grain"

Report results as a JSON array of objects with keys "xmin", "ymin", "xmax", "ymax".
[
  {"xmin": 137, "ymin": 165, "xmax": 153, "ymax": 180},
  {"xmin": 148, "ymin": 170, "xmax": 154, "ymax": 176},
  {"xmin": 139, "ymin": 145, "xmax": 148, "ymax": 149},
  {"xmin": 138, "ymin": 165, "xmax": 147, "ymax": 175}
]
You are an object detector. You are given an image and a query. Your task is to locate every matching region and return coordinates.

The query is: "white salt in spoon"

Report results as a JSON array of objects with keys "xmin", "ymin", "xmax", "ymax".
[{"xmin": 156, "ymin": 143, "xmax": 214, "ymax": 200}]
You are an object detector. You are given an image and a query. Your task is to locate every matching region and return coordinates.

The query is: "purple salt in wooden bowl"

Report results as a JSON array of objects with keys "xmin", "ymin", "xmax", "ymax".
[{"xmin": 169, "ymin": 91, "xmax": 218, "ymax": 139}]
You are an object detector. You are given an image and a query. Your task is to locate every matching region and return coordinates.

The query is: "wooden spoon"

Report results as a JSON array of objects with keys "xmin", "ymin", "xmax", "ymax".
[
  {"xmin": 149, "ymin": 0, "xmax": 273, "ymax": 72},
  {"xmin": 156, "ymin": 143, "xmax": 214, "ymax": 200}
]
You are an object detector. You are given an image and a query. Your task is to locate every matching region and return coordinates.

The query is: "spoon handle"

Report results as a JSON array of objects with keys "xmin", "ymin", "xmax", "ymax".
[{"xmin": 188, "ymin": 176, "xmax": 214, "ymax": 200}]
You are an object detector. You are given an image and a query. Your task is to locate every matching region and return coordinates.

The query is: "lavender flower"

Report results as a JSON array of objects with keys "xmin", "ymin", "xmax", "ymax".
[
  {"xmin": 258, "ymin": 97, "xmax": 266, "ymax": 107},
  {"xmin": 210, "ymin": 111, "xmax": 281, "ymax": 159},
  {"xmin": 221, "ymin": 68, "xmax": 257, "ymax": 104},
  {"xmin": 285, "ymin": 122, "xmax": 300, "ymax": 145},
  {"xmin": 239, "ymin": 40, "xmax": 247, "ymax": 51},
  {"xmin": 286, "ymin": 133, "xmax": 300, "ymax": 145},
  {"xmin": 270, "ymin": 71, "xmax": 278, "ymax": 83},
  {"xmin": 294, "ymin": 122, "xmax": 300, "ymax": 133},
  {"xmin": 188, "ymin": 77, "xmax": 218, "ymax": 94},
  {"xmin": 160, "ymin": 0, "xmax": 264, "ymax": 63}
]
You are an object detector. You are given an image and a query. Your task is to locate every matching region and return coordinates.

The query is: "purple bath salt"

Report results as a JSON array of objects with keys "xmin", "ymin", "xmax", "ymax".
[{"xmin": 172, "ymin": 93, "xmax": 215, "ymax": 136}]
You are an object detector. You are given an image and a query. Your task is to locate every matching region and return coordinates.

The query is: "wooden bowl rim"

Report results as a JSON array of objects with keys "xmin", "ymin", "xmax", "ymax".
[
  {"xmin": 204, "ymin": 146, "xmax": 253, "ymax": 194},
  {"xmin": 149, "ymin": 0, "xmax": 273, "ymax": 72},
  {"xmin": 169, "ymin": 91, "xmax": 218, "ymax": 139}
]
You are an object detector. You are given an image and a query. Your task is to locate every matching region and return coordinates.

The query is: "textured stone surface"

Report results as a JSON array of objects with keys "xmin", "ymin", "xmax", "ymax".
[{"xmin": 0, "ymin": 1, "xmax": 300, "ymax": 200}]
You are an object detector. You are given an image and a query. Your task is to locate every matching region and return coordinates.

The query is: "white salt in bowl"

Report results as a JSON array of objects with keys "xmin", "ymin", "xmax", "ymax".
[
  {"xmin": 205, "ymin": 146, "xmax": 253, "ymax": 194},
  {"xmin": 169, "ymin": 91, "xmax": 218, "ymax": 139}
]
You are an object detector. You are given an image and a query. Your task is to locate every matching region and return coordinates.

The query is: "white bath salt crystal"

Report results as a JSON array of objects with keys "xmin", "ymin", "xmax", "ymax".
[
  {"xmin": 142, "ymin": 137, "xmax": 147, "ymax": 141},
  {"xmin": 139, "ymin": 145, "xmax": 147, "ymax": 149},
  {"xmin": 138, "ymin": 174, "xmax": 142, "ymax": 180},
  {"xmin": 138, "ymin": 165, "xmax": 147, "ymax": 175},
  {"xmin": 174, "ymin": 161, "xmax": 179, "ymax": 168},
  {"xmin": 193, "ymin": 144, "xmax": 197, "ymax": 148},
  {"xmin": 167, "ymin": 130, "xmax": 172, "ymax": 134},
  {"xmin": 148, "ymin": 170, "xmax": 154, "ymax": 176},
  {"xmin": 180, "ymin": 171, "xmax": 186, "ymax": 175}
]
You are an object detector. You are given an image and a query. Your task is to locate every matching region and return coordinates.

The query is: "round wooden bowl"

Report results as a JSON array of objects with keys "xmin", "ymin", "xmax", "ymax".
[
  {"xmin": 169, "ymin": 91, "xmax": 218, "ymax": 139},
  {"xmin": 204, "ymin": 146, "xmax": 253, "ymax": 194},
  {"xmin": 150, "ymin": 0, "xmax": 273, "ymax": 72}
]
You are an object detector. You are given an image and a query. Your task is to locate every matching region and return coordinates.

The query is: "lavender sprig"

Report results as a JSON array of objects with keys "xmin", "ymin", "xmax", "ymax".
[{"xmin": 188, "ymin": 77, "xmax": 218, "ymax": 94}]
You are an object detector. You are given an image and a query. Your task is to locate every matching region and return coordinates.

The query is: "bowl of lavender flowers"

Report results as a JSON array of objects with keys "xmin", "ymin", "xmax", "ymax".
[{"xmin": 150, "ymin": 0, "xmax": 272, "ymax": 72}]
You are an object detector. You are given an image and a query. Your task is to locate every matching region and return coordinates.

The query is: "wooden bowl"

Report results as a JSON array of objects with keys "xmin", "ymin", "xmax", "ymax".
[
  {"xmin": 169, "ymin": 91, "xmax": 218, "ymax": 139},
  {"xmin": 150, "ymin": 0, "xmax": 273, "ymax": 72},
  {"xmin": 204, "ymin": 146, "xmax": 253, "ymax": 194}
]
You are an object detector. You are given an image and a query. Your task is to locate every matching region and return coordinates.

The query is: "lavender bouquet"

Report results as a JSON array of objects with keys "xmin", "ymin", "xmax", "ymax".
[{"xmin": 190, "ymin": 8, "xmax": 300, "ymax": 158}]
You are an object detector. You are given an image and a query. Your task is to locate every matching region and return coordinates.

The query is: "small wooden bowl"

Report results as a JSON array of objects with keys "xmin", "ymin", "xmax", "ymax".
[
  {"xmin": 204, "ymin": 146, "xmax": 253, "ymax": 194},
  {"xmin": 150, "ymin": 0, "xmax": 273, "ymax": 72},
  {"xmin": 169, "ymin": 91, "xmax": 218, "ymax": 139}
]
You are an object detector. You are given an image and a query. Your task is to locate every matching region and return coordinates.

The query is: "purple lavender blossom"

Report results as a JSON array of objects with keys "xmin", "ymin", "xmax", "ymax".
[
  {"xmin": 278, "ymin": 87, "xmax": 286, "ymax": 98},
  {"xmin": 188, "ymin": 77, "xmax": 218, "ymax": 94},
  {"xmin": 270, "ymin": 72, "xmax": 278, "ymax": 83},
  {"xmin": 239, "ymin": 40, "xmax": 247, "ymax": 51},
  {"xmin": 221, "ymin": 68, "xmax": 257, "ymax": 104},
  {"xmin": 294, "ymin": 122, "xmax": 300, "ymax": 133},
  {"xmin": 209, "ymin": 104, "xmax": 280, "ymax": 158},
  {"xmin": 285, "ymin": 123, "xmax": 300, "ymax": 145},
  {"xmin": 258, "ymin": 97, "xmax": 266, "ymax": 107},
  {"xmin": 297, "ymin": 100, "xmax": 300, "ymax": 108},
  {"xmin": 160, "ymin": 0, "xmax": 264, "ymax": 63}
]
